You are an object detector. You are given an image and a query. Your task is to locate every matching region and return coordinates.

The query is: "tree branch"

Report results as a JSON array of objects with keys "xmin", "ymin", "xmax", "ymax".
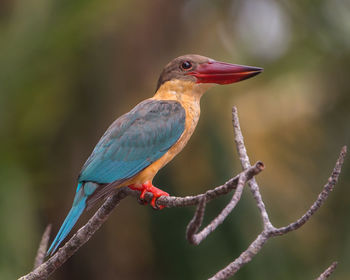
[
  {"xmin": 18, "ymin": 163, "xmax": 263, "ymax": 280},
  {"xmin": 19, "ymin": 106, "xmax": 346, "ymax": 280},
  {"xmin": 316, "ymin": 261, "xmax": 338, "ymax": 280},
  {"xmin": 272, "ymin": 145, "xmax": 345, "ymax": 235},
  {"xmin": 232, "ymin": 106, "xmax": 273, "ymax": 229},
  {"xmin": 206, "ymin": 107, "xmax": 346, "ymax": 280},
  {"xmin": 186, "ymin": 162, "xmax": 264, "ymax": 245},
  {"xmin": 33, "ymin": 225, "xmax": 51, "ymax": 269}
]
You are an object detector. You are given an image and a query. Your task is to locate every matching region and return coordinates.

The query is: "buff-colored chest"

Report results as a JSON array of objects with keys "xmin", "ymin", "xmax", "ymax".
[{"xmin": 124, "ymin": 80, "xmax": 210, "ymax": 185}]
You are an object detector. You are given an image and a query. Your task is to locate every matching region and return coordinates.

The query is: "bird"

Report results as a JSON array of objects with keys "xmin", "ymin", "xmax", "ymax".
[{"xmin": 47, "ymin": 54, "xmax": 262, "ymax": 255}]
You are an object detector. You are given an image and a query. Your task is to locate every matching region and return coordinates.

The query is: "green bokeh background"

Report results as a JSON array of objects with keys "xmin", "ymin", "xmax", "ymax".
[{"xmin": 1, "ymin": 0, "xmax": 349, "ymax": 279}]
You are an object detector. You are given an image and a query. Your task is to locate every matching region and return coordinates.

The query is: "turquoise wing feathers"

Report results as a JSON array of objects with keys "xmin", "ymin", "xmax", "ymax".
[
  {"xmin": 47, "ymin": 99, "xmax": 186, "ymax": 255},
  {"xmin": 79, "ymin": 99, "xmax": 186, "ymax": 183}
]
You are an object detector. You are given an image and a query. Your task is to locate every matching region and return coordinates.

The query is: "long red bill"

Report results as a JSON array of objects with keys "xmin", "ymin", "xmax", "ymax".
[{"xmin": 187, "ymin": 60, "xmax": 263, "ymax": 84}]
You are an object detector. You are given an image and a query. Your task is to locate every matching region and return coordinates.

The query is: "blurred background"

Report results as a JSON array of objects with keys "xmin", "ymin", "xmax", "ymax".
[{"xmin": 0, "ymin": 0, "xmax": 349, "ymax": 279}]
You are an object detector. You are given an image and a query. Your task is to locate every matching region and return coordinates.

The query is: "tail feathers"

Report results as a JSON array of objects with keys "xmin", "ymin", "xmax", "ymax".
[{"xmin": 47, "ymin": 182, "xmax": 97, "ymax": 256}]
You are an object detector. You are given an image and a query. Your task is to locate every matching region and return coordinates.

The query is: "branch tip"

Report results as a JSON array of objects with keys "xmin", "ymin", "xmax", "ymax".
[
  {"xmin": 316, "ymin": 261, "xmax": 338, "ymax": 280},
  {"xmin": 256, "ymin": 161, "xmax": 264, "ymax": 170},
  {"xmin": 33, "ymin": 224, "xmax": 52, "ymax": 269},
  {"xmin": 342, "ymin": 145, "xmax": 347, "ymax": 153}
]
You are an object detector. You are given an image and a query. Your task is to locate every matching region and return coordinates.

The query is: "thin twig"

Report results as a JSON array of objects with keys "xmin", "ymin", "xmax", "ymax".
[
  {"xmin": 316, "ymin": 261, "xmax": 338, "ymax": 280},
  {"xmin": 232, "ymin": 106, "xmax": 273, "ymax": 230},
  {"xmin": 190, "ymin": 176, "xmax": 245, "ymax": 245},
  {"xmin": 272, "ymin": 146, "xmax": 346, "ymax": 236},
  {"xmin": 209, "ymin": 230, "xmax": 270, "ymax": 280},
  {"xmin": 19, "ymin": 190, "xmax": 128, "ymax": 280},
  {"xmin": 125, "ymin": 160, "xmax": 265, "ymax": 208},
  {"xmin": 186, "ymin": 194, "xmax": 207, "ymax": 244},
  {"xmin": 33, "ymin": 225, "xmax": 51, "ymax": 269},
  {"xmin": 186, "ymin": 162, "xmax": 264, "ymax": 245}
]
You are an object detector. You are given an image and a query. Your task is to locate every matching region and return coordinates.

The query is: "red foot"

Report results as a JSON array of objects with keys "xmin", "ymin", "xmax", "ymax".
[{"xmin": 128, "ymin": 181, "xmax": 169, "ymax": 209}]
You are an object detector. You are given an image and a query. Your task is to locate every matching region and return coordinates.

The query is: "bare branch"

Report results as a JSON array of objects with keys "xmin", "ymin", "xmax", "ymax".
[
  {"xmin": 33, "ymin": 225, "xmax": 51, "ymax": 269},
  {"xmin": 127, "ymin": 161, "xmax": 264, "ymax": 208},
  {"xmin": 209, "ymin": 147, "xmax": 345, "ymax": 279},
  {"xmin": 209, "ymin": 230, "xmax": 270, "ymax": 280},
  {"xmin": 316, "ymin": 261, "xmax": 338, "ymax": 280},
  {"xmin": 19, "ymin": 190, "xmax": 128, "ymax": 280},
  {"xmin": 190, "ymin": 176, "xmax": 245, "ymax": 245},
  {"xmin": 19, "ymin": 107, "xmax": 347, "ymax": 280},
  {"xmin": 186, "ymin": 194, "xmax": 207, "ymax": 244},
  {"xmin": 18, "ymin": 162, "xmax": 264, "ymax": 280},
  {"xmin": 207, "ymin": 107, "xmax": 347, "ymax": 280},
  {"xmin": 232, "ymin": 106, "xmax": 273, "ymax": 229},
  {"xmin": 272, "ymin": 146, "xmax": 346, "ymax": 236},
  {"xmin": 186, "ymin": 162, "xmax": 264, "ymax": 245}
]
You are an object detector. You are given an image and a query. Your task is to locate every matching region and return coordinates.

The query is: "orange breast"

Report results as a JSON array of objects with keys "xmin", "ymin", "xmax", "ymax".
[{"xmin": 123, "ymin": 80, "xmax": 205, "ymax": 185}]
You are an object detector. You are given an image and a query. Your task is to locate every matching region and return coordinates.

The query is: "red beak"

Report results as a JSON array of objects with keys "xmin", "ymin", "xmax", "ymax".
[{"xmin": 187, "ymin": 60, "xmax": 263, "ymax": 84}]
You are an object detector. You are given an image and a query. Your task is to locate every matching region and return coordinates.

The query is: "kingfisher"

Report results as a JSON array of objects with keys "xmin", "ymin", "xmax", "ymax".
[{"xmin": 47, "ymin": 54, "xmax": 262, "ymax": 255}]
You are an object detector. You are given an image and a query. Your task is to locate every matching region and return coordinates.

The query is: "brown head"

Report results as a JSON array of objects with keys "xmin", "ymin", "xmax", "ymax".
[{"xmin": 156, "ymin": 54, "xmax": 262, "ymax": 91}]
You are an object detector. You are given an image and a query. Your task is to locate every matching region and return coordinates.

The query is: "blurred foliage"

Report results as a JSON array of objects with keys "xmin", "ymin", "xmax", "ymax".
[{"xmin": 0, "ymin": 0, "xmax": 349, "ymax": 279}]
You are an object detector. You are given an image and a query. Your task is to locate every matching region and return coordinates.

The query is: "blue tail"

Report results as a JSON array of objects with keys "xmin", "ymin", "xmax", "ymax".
[{"xmin": 47, "ymin": 182, "xmax": 97, "ymax": 256}]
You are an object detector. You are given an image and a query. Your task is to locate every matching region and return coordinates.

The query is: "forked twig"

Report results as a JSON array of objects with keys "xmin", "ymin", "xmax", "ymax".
[
  {"xmin": 206, "ymin": 107, "xmax": 345, "ymax": 280},
  {"xmin": 186, "ymin": 162, "xmax": 264, "ymax": 245}
]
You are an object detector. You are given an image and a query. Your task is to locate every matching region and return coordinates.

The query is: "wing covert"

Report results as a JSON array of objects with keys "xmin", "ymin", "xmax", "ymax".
[{"xmin": 78, "ymin": 99, "xmax": 186, "ymax": 184}]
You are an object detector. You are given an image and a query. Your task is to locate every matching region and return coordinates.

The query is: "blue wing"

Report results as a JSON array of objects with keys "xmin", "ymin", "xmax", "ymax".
[
  {"xmin": 47, "ymin": 99, "xmax": 186, "ymax": 255},
  {"xmin": 79, "ymin": 99, "xmax": 186, "ymax": 184}
]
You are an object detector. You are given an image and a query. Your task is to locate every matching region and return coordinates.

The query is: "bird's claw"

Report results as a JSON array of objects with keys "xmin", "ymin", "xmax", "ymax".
[{"xmin": 128, "ymin": 181, "xmax": 169, "ymax": 210}]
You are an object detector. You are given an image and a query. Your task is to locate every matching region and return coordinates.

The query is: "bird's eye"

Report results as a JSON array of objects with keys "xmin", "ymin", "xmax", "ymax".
[{"xmin": 181, "ymin": 61, "xmax": 192, "ymax": 70}]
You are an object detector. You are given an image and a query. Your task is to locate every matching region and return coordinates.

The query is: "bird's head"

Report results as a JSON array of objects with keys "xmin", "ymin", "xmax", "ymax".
[{"xmin": 156, "ymin": 54, "xmax": 262, "ymax": 95}]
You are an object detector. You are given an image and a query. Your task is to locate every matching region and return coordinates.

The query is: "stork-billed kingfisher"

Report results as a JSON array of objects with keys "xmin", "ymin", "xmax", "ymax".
[{"xmin": 47, "ymin": 54, "xmax": 262, "ymax": 255}]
